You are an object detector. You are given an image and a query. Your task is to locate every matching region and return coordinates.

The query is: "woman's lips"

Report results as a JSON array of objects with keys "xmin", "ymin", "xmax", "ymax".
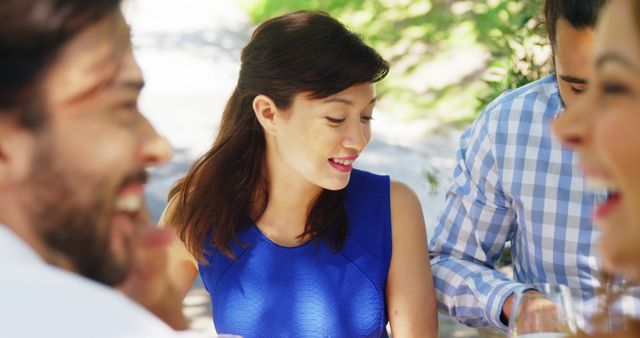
[
  {"xmin": 594, "ymin": 192, "xmax": 621, "ymax": 221},
  {"xmin": 583, "ymin": 170, "xmax": 621, "ymax": 222},
  {"xmin": 328, "ymin": 156, "xmax": 357, "ymax": 173}
]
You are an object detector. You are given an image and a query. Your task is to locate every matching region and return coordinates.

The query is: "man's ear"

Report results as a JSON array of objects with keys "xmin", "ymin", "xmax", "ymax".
[
  {"xmin": 0, "ymin": 117, "xmax": 37, "ymax": 187},
  {"xmin": 253, "ymin": 95, "xmax": 279, "ymax": 136}
]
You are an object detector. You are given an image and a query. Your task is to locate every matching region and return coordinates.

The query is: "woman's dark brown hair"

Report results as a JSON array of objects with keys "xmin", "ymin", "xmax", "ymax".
[{"xmin": 167, "ymin": 11, "xmax": 389, "ymax": 260}]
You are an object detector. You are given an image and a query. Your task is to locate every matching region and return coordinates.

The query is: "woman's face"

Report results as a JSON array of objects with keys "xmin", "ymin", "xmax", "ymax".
[
  {"xmin": 554, "ymin": 0, "xmax": 640, "ymax": 280},
  {"xmin": 269, "ymin": 83, "xmax": 375, "ymax": 192}
]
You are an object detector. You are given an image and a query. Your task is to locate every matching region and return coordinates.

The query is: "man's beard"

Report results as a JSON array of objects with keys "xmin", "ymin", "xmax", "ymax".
[{"xmin": 26, "ymin": 147, "xmax": 135, "ymax": 286}]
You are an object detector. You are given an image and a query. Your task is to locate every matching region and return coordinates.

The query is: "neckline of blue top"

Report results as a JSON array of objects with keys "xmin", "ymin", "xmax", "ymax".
[{"xmin": 248, "ymin": 224, "xmax": 318, "ymax": 250}]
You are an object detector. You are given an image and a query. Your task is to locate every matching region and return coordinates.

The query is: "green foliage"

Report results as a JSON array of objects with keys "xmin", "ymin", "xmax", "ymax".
[
  {"xmin": 237, "ymin": 0, "xmax": 550, "ymax": 124},
  {"xmin": 473, "ymin": 0, "xmax": 550, "ymax": 108},
  {"xmin": 421, "ymin": 167, "xmax": 441, "ymax": 196}
]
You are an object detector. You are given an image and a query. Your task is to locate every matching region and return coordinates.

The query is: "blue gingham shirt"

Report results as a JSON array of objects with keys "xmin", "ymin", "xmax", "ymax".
[{"xmin": 429, "ymin": 75, "xmax": 638, "ymax": 331}]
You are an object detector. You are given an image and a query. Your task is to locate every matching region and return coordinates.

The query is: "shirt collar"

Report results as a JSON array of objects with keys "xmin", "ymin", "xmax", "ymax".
[{"xmin": 551, "ymin": 74, "xmax": 567, "ymax": 119}]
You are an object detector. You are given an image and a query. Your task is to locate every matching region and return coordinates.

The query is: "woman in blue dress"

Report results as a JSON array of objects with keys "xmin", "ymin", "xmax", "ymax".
[{"xmin": 162, "ymin": 11, "xmax": 438, "ymax": 337}]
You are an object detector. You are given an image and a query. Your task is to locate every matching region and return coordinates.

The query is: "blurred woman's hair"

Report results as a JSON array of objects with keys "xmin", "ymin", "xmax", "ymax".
[{"xmin": 168, "ymin": 11, "xmax": 389, "ymax": 260}]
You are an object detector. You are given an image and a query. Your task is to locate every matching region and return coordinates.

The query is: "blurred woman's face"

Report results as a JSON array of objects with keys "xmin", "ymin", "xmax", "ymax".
[{"xmin": 553, "ymin": 0, "xmax": 640, "ymax": 280}]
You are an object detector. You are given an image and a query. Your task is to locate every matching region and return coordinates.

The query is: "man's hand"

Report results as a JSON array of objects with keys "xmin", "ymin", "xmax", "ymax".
[
  {"xmin": 502, "ymin": 290, "xmax": 565, "ymax": 334},
  {"xmin": 118, "ymin": 227, "xmax": 189, "ymax": 330},
  {"xmin": 502, "ymin": 290, "xmax": 527, "ymax": 325}
]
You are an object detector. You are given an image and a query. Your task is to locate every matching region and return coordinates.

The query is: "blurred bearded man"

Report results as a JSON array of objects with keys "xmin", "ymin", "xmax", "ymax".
[{"xmin": 0, "ymin": 1, "xmax": 202, "ymax": 337}]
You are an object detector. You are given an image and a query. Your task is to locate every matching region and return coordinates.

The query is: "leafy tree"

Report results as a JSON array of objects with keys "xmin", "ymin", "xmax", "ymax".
[{"xmin": 237, "ymin": 0, "xmax": 549, "ymax": 124}]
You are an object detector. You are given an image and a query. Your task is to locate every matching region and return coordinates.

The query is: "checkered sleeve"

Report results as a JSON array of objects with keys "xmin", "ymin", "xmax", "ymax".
[{"xmin": 429, "ymin": 107, "xmax": 527, "ymax": 331}]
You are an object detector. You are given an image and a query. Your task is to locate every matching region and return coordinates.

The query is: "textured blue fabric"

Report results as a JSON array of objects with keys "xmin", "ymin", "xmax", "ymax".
[{"xmin": 199, "ymin": 169, "xmax": 392, "ymax": 338}]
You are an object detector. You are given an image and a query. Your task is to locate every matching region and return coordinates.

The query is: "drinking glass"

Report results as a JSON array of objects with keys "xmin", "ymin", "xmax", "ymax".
[
  {"xmin": 583, "ymin": 271, "xmax": 636, "ymax": 334},
  {"xmin": 508, "ymin": 283, "xmax": 577, "ymax": 338}
]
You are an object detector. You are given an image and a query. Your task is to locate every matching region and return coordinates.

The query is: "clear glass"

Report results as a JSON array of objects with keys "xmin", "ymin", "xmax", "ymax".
[
  {"xmin": 583, "ymin": 271, "xmax": 636, "ymax": 334},
  {"xmin": 508, "ymin": 283, "xmax": 577, "ymax": 338}
]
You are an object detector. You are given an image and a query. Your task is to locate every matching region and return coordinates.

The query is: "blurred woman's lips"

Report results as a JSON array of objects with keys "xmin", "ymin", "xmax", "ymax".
[
  {"xmin": 581, "ymin": 163, "xmax": 615, "ymax": 182},
  {"xmin": 582, "ymin": 166, "xmax": 622, "ymax": 223},
  {"xmin": 585, "ymin": 177, "xmax": 619, "ymax": 191},
  {"xmin": 594, "ymin": 191, "xmax": 621, "ymax": 221},
  {"xmin": 582, "ymin": 162, "xmax": 619, "ymax": 191}
]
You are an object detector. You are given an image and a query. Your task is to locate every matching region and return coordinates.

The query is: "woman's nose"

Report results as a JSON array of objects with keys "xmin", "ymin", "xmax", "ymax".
[
  {"xmin": 342, "ymin": 119, "xmax": 369, "ymax": 152},
  {"xmin": 553, "ymin": 95, "xmax": 592, "ymax": 150}
]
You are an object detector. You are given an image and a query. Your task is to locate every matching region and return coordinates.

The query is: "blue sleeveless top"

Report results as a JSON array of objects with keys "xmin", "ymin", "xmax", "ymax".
[{"xmin": 199, "ymin": 169, "xmax": 392, "ymax": 338}]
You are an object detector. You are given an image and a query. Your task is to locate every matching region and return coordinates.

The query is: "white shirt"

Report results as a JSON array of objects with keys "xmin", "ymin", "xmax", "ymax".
[{"xmin": 0, "ymin": 225, "xmax": 206, "ymax": 338}]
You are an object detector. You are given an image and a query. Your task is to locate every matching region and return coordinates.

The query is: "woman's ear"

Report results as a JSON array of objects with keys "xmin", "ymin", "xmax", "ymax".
[{"xmin": 253, "ymin": 95, "xmax": 279, "ymax": 136}]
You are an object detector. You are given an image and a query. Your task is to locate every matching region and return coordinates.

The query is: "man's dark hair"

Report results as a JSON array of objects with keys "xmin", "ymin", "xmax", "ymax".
[
  {"xmin": 0, "ymin": 0, "xmax": 122, "ymax": 129},
  {"xmin": 545, "ymin": 0, "xmax": 608, "ymax": 50}
]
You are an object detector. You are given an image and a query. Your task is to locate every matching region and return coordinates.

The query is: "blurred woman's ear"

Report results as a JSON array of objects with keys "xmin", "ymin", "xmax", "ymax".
[{"xmin": 253, "ymin": 94, "xmax": 279, "ymax": 136}]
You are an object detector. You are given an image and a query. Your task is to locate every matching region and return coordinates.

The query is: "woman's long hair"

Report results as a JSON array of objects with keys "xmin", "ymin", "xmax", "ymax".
[{"xmin": 168, "ymin": 11, "xmax": 389, "ymax": 260}]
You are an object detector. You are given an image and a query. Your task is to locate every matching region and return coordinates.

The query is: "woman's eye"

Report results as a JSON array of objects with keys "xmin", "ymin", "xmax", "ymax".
[
  {"xmin": 325, "ymin": 116, "xmax": 345, "ymax": 124},
  {"xmin": 602, "ymin": 82, "xmax": 629, "ymax": 95},
  {"xmin": 113, "ymin": 102, "xmax": 140, "ymax": 126},
  {"xmin": 570, "ymin": 86, "xmax": 586, "ymax": 94},
  {"xmin": 122, "ymin": 102, "xmax": 138, "ymax": 109},
  {"xmin": 118, "ymin": 101, "xmax": 139, "ymax": 112},
  {"xmin": 360, "ymin": 116, "xmax": 374, "ymax": 123}
]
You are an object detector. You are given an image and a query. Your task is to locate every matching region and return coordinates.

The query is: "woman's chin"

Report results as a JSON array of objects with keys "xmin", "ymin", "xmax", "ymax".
[
  {"xmin": 600, "ymin": 247, "xmax": 640, "ymax": 282},
  {"xmin": 323, "ymin": 183, "xmax": 348, "ymax": 191},
  {"xmin": 320, "ymin": 176, "xmax": 350, "ymax": 191}
]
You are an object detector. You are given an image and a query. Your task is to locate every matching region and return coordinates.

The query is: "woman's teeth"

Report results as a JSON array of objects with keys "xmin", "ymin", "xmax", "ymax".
[
  {"xmin": 331, "ymin": 158, "xmax": 354, "ymax": 165},
  {"xmin": 586, "ymin": 177, "xmax": 619, "ymax": 191}
]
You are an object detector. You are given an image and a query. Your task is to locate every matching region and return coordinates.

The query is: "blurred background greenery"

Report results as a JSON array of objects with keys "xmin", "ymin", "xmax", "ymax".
[{"xmin": 236, "ymin": 0, "xmax": 550, "ymax": 127}]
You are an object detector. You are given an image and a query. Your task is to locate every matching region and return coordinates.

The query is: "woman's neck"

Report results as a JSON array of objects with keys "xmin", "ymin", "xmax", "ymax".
[{"xmin": 255, "ymin": 157, "xmax": 322, "ymax": 247}]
